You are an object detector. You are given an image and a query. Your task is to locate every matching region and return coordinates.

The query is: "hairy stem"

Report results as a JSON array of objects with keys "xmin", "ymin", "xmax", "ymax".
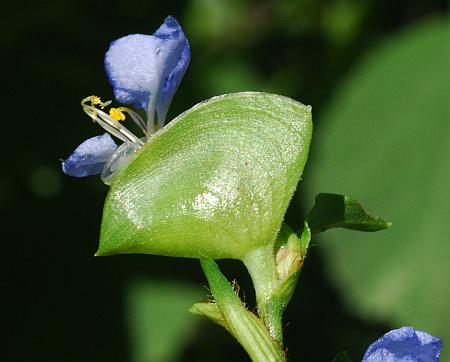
[
  {"xmin": 242, "ymin": 245, "xmax": 284, "ymax": 344},
  {"xmin": 201, "ymin": 259, "xmax": 286, "ymax": 362}
]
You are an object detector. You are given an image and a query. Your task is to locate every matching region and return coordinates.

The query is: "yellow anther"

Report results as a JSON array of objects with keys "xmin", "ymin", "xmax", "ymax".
[
  {"xmin": 93, "ymin": 96, "xmax": 112, "ymax": 109},
  {"xmin": 81, "ymin": 95, "xmax": 111, "ymax": 108},
  {"xmin": 109, "ymin": 108, "xmax": 126, "ymax": 122},
  {"xmin": 91, "ymin": 96, "xmax": 102, "ymax": 105}
]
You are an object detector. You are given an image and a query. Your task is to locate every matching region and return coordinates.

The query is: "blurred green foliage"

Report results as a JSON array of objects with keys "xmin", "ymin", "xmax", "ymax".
[
  {"xmin": 303, "ymin": 17, "xmax": 450, "ymax": 360},
  {"xmin": 126, "ymin": 279, "xmax": 203, "ymax": 362},
  {"xmin": 3, "ymin": 0, "xmax": 448, "ymax": 361}
]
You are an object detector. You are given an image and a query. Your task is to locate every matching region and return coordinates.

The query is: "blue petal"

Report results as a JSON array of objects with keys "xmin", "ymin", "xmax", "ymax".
[
  {"xmin": 104, "ymin": 16, "xmax": 190, "ymax": 123},
  {"xmin": 62, "ymin": 134, "xmax": 117, "ymax": 177},
  {"xmin": 156, "ymin": 33, "xmax": 190, "ymax": 124},
  {"xmin": 362, "ymin": 326, "xmax": 443, "ymax": 362}
]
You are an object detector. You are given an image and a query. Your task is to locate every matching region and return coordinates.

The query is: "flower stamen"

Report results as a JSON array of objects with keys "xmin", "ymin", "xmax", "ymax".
[
  {"xmin": 81, "ymin": 96, "xmax": 144, "ymax": 146},
  {"xmin": 119, "ymin": 108, "xmax": 148, "ymax": 136},
  {"xmin": 109, "ymin": 108, "xmax": 126, "ymax": 122},
  {"xmin": 83, "ymin": 95, "xmax": 111, "ymax": 109}
]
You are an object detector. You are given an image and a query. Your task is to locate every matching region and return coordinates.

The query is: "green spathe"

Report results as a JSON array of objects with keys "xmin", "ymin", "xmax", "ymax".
[{"xmin": 97, "ymin": 92, "xmax": 312, "ymax": 260}]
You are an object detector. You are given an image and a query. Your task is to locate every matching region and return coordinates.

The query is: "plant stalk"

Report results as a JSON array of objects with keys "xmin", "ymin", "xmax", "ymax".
[
  {"xmin": 201, "ymin": 259, "xmax": 286, "ymax": 362},
  {"xmin": 242, "ymin": 245, "xmax": 284, "ymax": 344}
]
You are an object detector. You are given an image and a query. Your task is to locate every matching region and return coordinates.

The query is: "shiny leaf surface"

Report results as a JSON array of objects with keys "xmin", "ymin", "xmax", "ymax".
[{"xmin": 98, "ymin": 92, "xmax": 312, "ymax": 260}]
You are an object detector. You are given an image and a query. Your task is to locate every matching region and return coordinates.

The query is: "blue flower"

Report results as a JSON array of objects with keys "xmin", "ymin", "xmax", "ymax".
[
  {"xmin": 62, "ymin": 134, "xmax": 117, "ymax": 177},
  {"xmin": 62, "ymin": 16, "xmax": 190, "ymax": 184},
  {"xmin": 363, "ymin": 326, "xmax": 443, "ymax": 362}
]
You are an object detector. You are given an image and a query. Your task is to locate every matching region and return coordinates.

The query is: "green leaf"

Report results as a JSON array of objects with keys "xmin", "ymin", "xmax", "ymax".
[
  {"xmin": 303, "ymin": 17, "xmax": 450, "ymax": 360},
  {"xmin": 189, "ymin": 301, "xmax": 230, "ymax": 332},
  {"xmin": 98, "ymin": 92, "xmax": 312, "ymax": 260},
  {"xmin": 307, "ymin": 193, "xmax": 391, "ymax": 234},
  {"xmin": 126, "ymin": 279, "xmax": 203, "ymax": 362},
  {"xmin": 331, "ymin": 350, "xmax": 353, "ymax": 362}
]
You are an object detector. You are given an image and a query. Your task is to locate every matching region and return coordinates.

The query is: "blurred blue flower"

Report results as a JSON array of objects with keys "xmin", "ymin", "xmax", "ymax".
[
  {"xmin": 363, "ymin": 326, "xmax": 442, "ymax": 362},
  {"xmin": 62, "ymin": 16, "xmax": 190, "ymax": 183}
]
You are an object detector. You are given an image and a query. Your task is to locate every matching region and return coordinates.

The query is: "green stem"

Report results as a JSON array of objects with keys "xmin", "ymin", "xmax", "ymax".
[
  {"xmin": 201, "ymin": 259, "xmax": 286, "ymax": 362},
  {"xmin": 242, "ymin": 245, "xmax": 283, "ymax": 344}
]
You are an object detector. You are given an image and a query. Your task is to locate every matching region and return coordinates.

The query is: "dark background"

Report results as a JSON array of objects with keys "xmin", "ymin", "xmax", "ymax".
[{"xmin": 3, "ymin": 0, "xmax": 447, "ymax": 361}]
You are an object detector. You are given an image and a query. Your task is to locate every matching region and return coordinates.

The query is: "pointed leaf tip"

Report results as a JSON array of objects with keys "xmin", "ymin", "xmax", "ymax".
[{"xmin": 307, "ymin": 193, "xmax": 391, "ymax": 234}]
